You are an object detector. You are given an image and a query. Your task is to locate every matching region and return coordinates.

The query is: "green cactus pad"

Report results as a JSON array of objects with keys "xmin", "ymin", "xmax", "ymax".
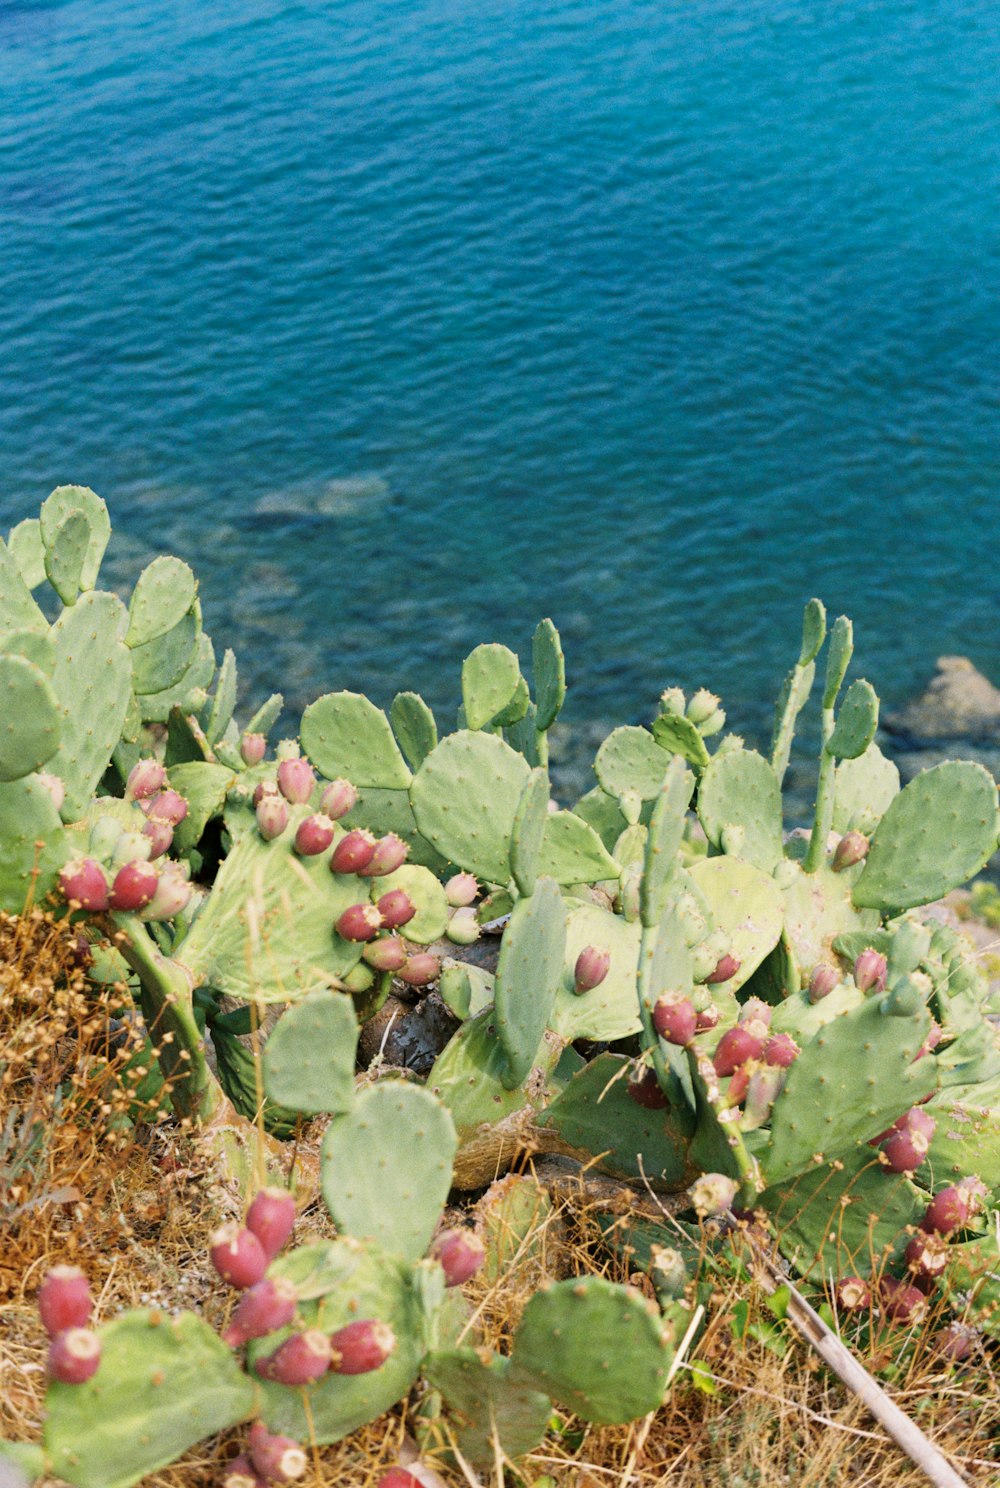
[
  {"xmin": 513, "ymin": 1276, "xmax": 674, "ymax": 1424},
  {"xmin": 6, "ymin": 517, "xmax": 46, "ymax": 590},
  {"xmin": 0, "ymin": 654, "xmax": 61, "ymax": 782},
  {"xmin": 245, "ymin": 691, "xmax": 283, "ymax": 736},
  {"xmin": 770, "ymin": 659, "xmax": 815, "ymax": 783},
  {"xmin": 510, "ymin": 766, "xmax": 550, "ymax": 896},
  {"xmin": 826, "ymin": 677, "xmax": 879, "ymax": 761},
  {"xmin": 411, "ymin": 730, "xmax": 530, "ymax": 883},
  {"xmin": 137, "ymin": 631, "xmax": 216, "ymax": 724},
  {"xmin": 780, "ymin": 860, "xmax": 879, "ymax": 979},
  {"xmin": 43, "ymin": 508, "xmax": 92, "ymax": 605},
  {"xmin": 686, "ymin": 857, "xmax": 784, "ymax": 993},
  {"xmin": 168, "ymin": 761, "xmax": 235, "ymax": 854},
  {"xmin": 211, "ymin": 1022, "xmax": 301, "ymax": 1138},
  {"xmin": 640, "ymin": 756, "xmax": 694, "ymax": 929},
  {"xmin": 759, "ymin": 995, "xmax": 936, "ymax": 1186},
  {"xmin": 301, "ymin": 691, "xmax": 412, "ymax": 789},
  {"xmin": 321, "ymin": 1083, "xmax": 457, "ymax": 1258},
  {"xmin": 538, "ymin": 809, "xmax": 619, "ymax": 886},
  {"xmin": 920, "ymin": 1078, "xmax": 1000, "ymax": 1195},
  {"xmin": 696, "ymin": 747, "xmax": 783, "ymax": 873},
  {"xmin": 475, "ymin": 1173, "xmax": 554, "ymax": 1284},
  {"xmin": 532, "ymin": 617, "xmax": 566, "ymax": 731},
  {"xmin": 126, "ymin": 556, "xmax": 198, "ymax": 647},
  {"xmin": 799, "ymin": 597, "xmax": 827, "ymax": 665},
  {"xmin": 390, "ymin": 690, "xmax": 438, "ymax": 770},
  {"xmin": 438, "ymin": 959, "xmax": 495, "ymax": 1020},
  {"xmin": 537, "ymin": 1053, "xmax": 693, "ymax": 1186},
  {"xmin": 337, "ymin": 786, "xmax": 446, "ymax": 873},
  {"xmin": 0, "ymin": 627, "xmax": 56, "ymax": 675},
  {"xmin": 549, "ymin": 899, "xmax": 641, "ymax": 1042},
  {"xmin": 462, "ymin": 643, "xmax": 522, "ymax": 730},
  {"xmin": 0, "ymin": 536, "xmax": 47, "ymax": 632},
  {"xmin": 822, "ymin": 615, "xmax": 853, "ymax": 709},
  {"xmin": 0, "ymin": 776, "xmax": 67, "ymax": 912},
  {"xmin": 424, "ymin": 1349, "xmax": 552, "ymax": 1465},
  {"xmin": 43, "ymin": 1309, "xmax": 254, "ymax": 1488},
  {"xmin": 206, "ymin": 647, "xmax": 238, "ymax": 745},
  {"xmin": 39, "ymin": 486, "xmax": 110, "ymax": 592},
  {"xmin": 769, "ymin": 980, "xmax": 864, "ymax": 1042},
  {"xmin": 572, "ymin": 785, "xmax": 638, "ymax": 852},
  {"xmin": 595, "ymin": 726, "xmax": 670, "ymax": 801},
  {"xmin": 426, "ymin": 1008, "xmax": 560, "ymax": 1145},
  {"xmin": 129, "ymin": 611, "xmax": 200, "ymax": 697},
  {"xmin": 262, "ymin": 986, "xmax": 359, "ymax": 1115},
  {"xmin": 371, "ymin": 863, "xmax": 448, "ymax": 943},
  {"xmin": 852, "ymin": 761, "xmax": 1000, "ymax": 911},
  {"xmin": 651, "ymin": 711, "xmax": 710, "ymax": 769},
  {"xmin": 494, "ymin": 877, "xmax": 566, "ymax": 1090},
  {"xmin": 503, "ymin": 699, "xmax": 542, "ymax": 764},
  {"xmin": 251, "ymin": 1239, "xmax": 438, "ymax": 1443},
  {"xmin": 832, "ymin": 742, "xmax": 899, "ymax": 834},
  {"xmin": 47, "ymin": 591, "xmax": 132, "ymax": 819}
]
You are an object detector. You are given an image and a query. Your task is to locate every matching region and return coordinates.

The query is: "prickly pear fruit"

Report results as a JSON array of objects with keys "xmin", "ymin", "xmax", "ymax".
[
  {"xmin": 294, "ymin": 813, "xmax": 336, "ymax": 857},
  {"xmin": 246, "ymin": 1187, "xmax": 297, "ymax": 1261},
  {"xmin": 725, "ymin": 1059, "xmax": 756, "ymax": 1107},
  {"xmin": 694, "ymin": 1004, "xmax": 720, "ymax": 1032},
  {"xmin": 38, "ymin": 1265, "xmax": 92, "ymax": 1337},
  {"xmin": 915, "ymin": 1022, "xmax": 942, "ymax": 1061},
  {"xmin": 686, "ymin": 688, "xmax": 721, "ymax": 726},
  {"xmin": 763, "ymin": 1033, "xmax": 800, "ymax": 1068},
  {"xmin": 256, "ymin": 1329, "xmax": 332, "ymax": 1385},
  {"xmin": 879, "ymin": 1278, "xmax": 927, "ymax": 1326},
  {"xmin": 145, "ymin": 788, "xmax": 188, "ymax": 825},
  {"xmin": 142, "ymin": 861, "xmax": 192, "ymax": 921},
  {"xmin": 652, "ymin": 992, "xmax": 697, "ymax": 1045},
  {"xmin": 362, "ymin": 935, "xmax": 409, "ymax": 972},
  {"xmin": 921, "ymin": 1177, "xmax": 986, "ymax": 1236},
  {"xmin": 37, "ymin": 771, "xmax": 65, "ymax": 812},
  {"xmin": 689, "ymin": 1172, "xmax": 738, "ymax": 1218},
  {"xmin": 808, "ymin": 964, "xmax": 839, "ymax": 1002},
  {"xmin": 712, "ymin": 1022, "xmax": 766, "ymax": 1077},
  {"xmin": 330, "ymin": 829, "xmax": 378, "ymax": 874},
  {"xmin": 48, "ymin": 1327, "xmax": 101, "ymax": 1384},
  {"xmin": 854, "ymin": 948, "xmax": 887, "ymax": 994},
  {"xmin": 742, "ymin": 1064, "xmax": 786, "ymax": 1128},
  {"xmin": 446, "ymin": 907, "xmax": 480, "ymax": 945},
  {"xmin": 256, "ymin": 794, "xmax": 289, "ymax": 840},
  {"xmin": 248, "ymin": 1422, "xmax": 308, "ymax": 1483},
  {"xmin": 706, "ymin": 953, "xmax": 740, "ymax": 985},
  {"xmin": 221, "ymin": 1454, "xmax": 261, "ymax": 1488},
  {"xmin": 109, "ymin": 859, "xmax": 159, "ymax": 912},
  {"xmin": 240, "ymin": 732, "xmax": 267, "ymax": 766},
  {"xmin": 277, "ymin": 758, "xmax": 316, "ymax": 805},
  {"xmin": 210, "ymin": 1223, "xmax": 268, "ymax": 1290},
  {"xmin": 398, "ymin": 952, "xmax": 440, "ymax": 986},
  {"xmin": 879, "ymin": 1108, "xmax": 936, "ymax": 1173},
  {"xmin": 627, "ymin": 1069, "xmax": 668, "ymax": 1109},
  {"xmin": 320, "ymin": 778, "xmax": 357, "ymax": 820},
  {"xmin": 328, "ymin": 1319, "xmax": 396, "ymax": 1375},
  {"xmin": 738, "ymin": 997, "xmax": 772, "ymax": 1027},
  {"xmin": 376, "ymin": 889, "xmax": 416, "ymax": 930},
  {"xmin": 376, "ymin": 1473, "xmax": 422, "ymax": 1488},
  {"xmin": 445, "ymin": 872, "xmax": 478, "ymax": 907},
  {"xmin": 253, "ymin": 780, "xmax": 279, "ymax": 807},
  {"xmin": 649, "ymin": 1245, "xmax": 687, "ymax": 1301},
  {"xmin": 904, "ymin": 1231, "xmax": 949, "ymax": 1284},
  {"xmin": 141, "ymin": 814, "xmax": 174, "ymax": 859},
  {"xmin": 58, "ymin": 857, "xmax": 109, "ymax": 911},
  {"xmin": 336, "ymin": 903, "xmax": 383, "ymax": 942},
  {"xmin": 359, "ymin": 833, "xmax": 409, "ymax": 877},
  {"xmin": 832, "ymin": 830, "xmax": 869, "ymax": 871},
  {"xmin": 835, "ymin": 1277, "xmax": 870, "ymax": 1311},
  {"xmin": 125, "ymin": 758, "xmax": 167, "ymax": 801},
  {"xmin": 934, "ymin": 1321, "xmax": 977, "ymax": 1362},
  {"xmin": 430, "ymin": 1228, "xmax": 485, "ymax": 1287},
  {"xmin": 222, "ymin": 1276, "xmax": 299, "ymax": 1348},
  {"xmin": 574, "ymin": 945, "xmax": 610, "ymax": 994}
]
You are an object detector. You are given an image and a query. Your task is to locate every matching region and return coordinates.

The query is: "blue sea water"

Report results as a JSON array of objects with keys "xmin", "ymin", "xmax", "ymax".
[{"xmin": 2, "ymin": 0, "xmax": 1000, "ymax": 781}]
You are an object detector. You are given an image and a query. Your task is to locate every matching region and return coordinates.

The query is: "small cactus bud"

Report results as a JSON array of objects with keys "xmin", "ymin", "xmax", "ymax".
[
  {"xmin": 58, "ymin": 857, "xmax": 109, "ymax": 911},
  {"xmin": 358, "ymin": 833, "xmax": 409, "ymax": 877},
  {"xmin": 253, "ymin": 779, "xmax": 279, "ymax": 807},
  {"xmin": 48, "ymin": 1327, "xmax": 101, "ymax": 1384},
  {"xmin": 398, "ymin": 952, "xmax": 440, "ymax": 986},
  {"xmin": 362, "ymin": 935, "xmax": 409, "ymax": 972},
  {"xmin": 276, "ymin": 757, "xmax": 316, "ymax": 804},
  {"xmin": 256, "ymin": 794, "xmax": 289, "ymax": 840},
  {"xmin": 835, "ymin": 1276, "xmax": 871, "ymax": 1311},
  {"xmin": 109, "ymin": 859, "xmax": 159, "ymax": 912},
  {"xmin": 376, "ymin": 889, "xmax": 416, "ymax": 930},
  {"xmin": 210, "ymin": 1223, "xmax": 268, "ymax": 1290},
  {"xmin": 832, "ymin": 830, "xmax": 869, "ymax": 871},
  {"xmin": 915, "ymin": 1021, "xmax": 943, "ymax": 1061},
  {"xmin": 320, "ymin": 778, "xmax": 357, "ymax": 820},
  {"xmin": 689, "ymin": 1172, "xmax": 738, "ymax": 1218},
  {"xmin": 141, "ymin": 814, "xmax": 174, "ymax": 859},
  {"xmin": 934, "ymin": 1321, "xmax": 977, "ymax": 1362},
  {"xmin": 706, "ymin": 953, "xmax": 741, "ymax": 985},
  {"xmin": 446, "ymin": 906, "xmax": 480, "ymax": 945},
  {"xmin": 808, "ymin": 964, "xmax": 839, "ymax": 1002},
  {"xmin": 738, "ymin": 997, "xmax": 772, "ymax": 1027},
  {"xmin": 294, "ymin": 813, "xmax": 336, "ymax": 856},
  {"xmin": 111, "ymin": 829, "xmax": 153, "ymax": 868},
  {"xmin": 685, "ymin": 688, "xmax": 721, "ymax": 726},
  {"xmin": 627, "ymin": 1069, "xmax": 668, "ymax": 1109},
  {"xmin": 854, "ymin": 948, "xmax": 887, "ymax": 994},
  {"xmin": 240, "ymin": 732, "xmax": 267, "ymax": 766},
  {"xmin": 430, "ymin": 1228, "xmax": 485, "ymax": 1287},
  {"xmin": 37, "ymin": 771, "xmax": 65, "ymax": 812},
  {"xmin": 694, "ymin": 1004, "xmax": 720, "ymax": 1032},
  {"xmin": 38, "ymin": 1266, "xmax": 92, "ymax": 1337},
  {"xmin": 904, "ymin": 1231, "xmax": 949, "ymax": 1282},
  {"xmin": 741, "ymin": 1064, "xmax": 786, "ymax": 1129},
  {"xmin": 125, "ymin": 758, "xmax": 167, "ymax": 801},
  {"xmin": 141, "ymin": 861, "xmax": 192, "ymax": 921},
  {"xmin": 255, "ymin": 1329, "xmax": 332, "ymax": 1385},
  {"xmin": 712, "ymin": 1023, "xmax": 765, "ymax": 1078},
  {"xmin": 248, "ymin": 1422, "xmax": 308, "ymax": 1483},
  {"xmin": 222, "ymin": 1277, "xmax": 299, "ymax": 1348},
  {"xmin": 330, "ymin": 829, "xmax": 378, "ymax": 874},
  {"xmin": 648, "ymin": 1244, "xmax": 687, "ymax": 1301},
  {"xmin": 146, "ymin": 788, "xmax": 189, "ymax": 826},
  {"xmin": 763, "ymin": 1033, "xmax": 800, "ymax": 1068},
  {"xmin": 445, "ymin": 872, "xmax": 479, "ymax": 907},
  {"xmin": 725, "ymin": 1059, "xmax": 756, "ymax": 1107},
  {"xmin": 328, "ymin": 1319, "xmax": 396, "ymax": 1375},
  {"xmin": 246, "ymin": 1187, "xmax": 297, "ymax": 1261},
  {"xmin": 336, "ymin": 903, "xmax": 384, "ymax": 942},
  {"xmin": 574, "ymin": 945, "xmax": 611, "ymax": 994},
  {"xmin": 659, "ymin": 687, "xmax": 685, "ymax": 716},
  {"xmin": 652, "ymin": 992, "xmax": 697, "ymax": 1045},
  {"xmin": 221, "ymin": 1454, "xmax": 261, "ymax": 1488},
  {"xmin": 879, "ymin": 1277, "xmax": 928, "ymax": 1327}
]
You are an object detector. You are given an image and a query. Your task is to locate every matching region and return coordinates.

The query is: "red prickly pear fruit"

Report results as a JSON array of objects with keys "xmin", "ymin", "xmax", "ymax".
[
  {"xmin": 363, "ymin": 936, "xmax": 409, "ymax": 972},
  {"xmin": 694, "ymin": 1004, "xmax": 720, "ymax": 1032},
  {"xmin": 376, "ymin": 1473, "xmax": 423, "ymax": 1488},
  {"xmin": 737, "ymin": 997, "xmax": 772, "ymax": 1028},
  {"xmin": 574, "ymin": 945, "xmax": 611, "ymax": 994},
  {"xmin": 706, "ymin": 953, "xmax": 741, "ymax": 985},
  {"xmin": 725, "ymin": 1060, "xmax": 756, "ymax": 1107},
  {"xmin": 146, "ymin": 788, "xmax": 189, "ymax": 825},
  {"xmin": 294, "ymin": 813, "xmax": 336, "ymax": 856},
  {"xmin": 246, "ymin": 1187, "xmax": 297, "ymax": 1261},
  {"xmin": 222, "ymin": 1276, "xmax": 299, "ymax": 1347},
  {"xmin": 141, "ymin": 814, "xmax": 174, "ymax": 859},
  {"xmin": 627, "ymin": 1069, "xmax": 668, "ymax": 1109},
  {"xmin": 431, "ymin": 1228, "xmax": 485, "ymax": 1287},
  {"xmin": 38, "ymin": 1266, "xmax": 92, "ymax": 1337},
  {"xmin": 336, "ymin": 903, "xmax": 383, "ymax": 942},
  {"xmin": 934, "ymin": 1321, "xmax": 977, "ymax": 1362},
  {"xmin": 48, "ymin": 1327, "xmax": 102, "ymax": 1384},
  {"xmin": 330, "ymin": 829, "xmax": 378, "ymax": 874},
  {"xmin": 712, "ymin": 1023, "xmax": 765, "ymax": 1078},
  {"xmin": 58, "ymin": 857, "xmax": 109, "ymax": 911},
  {"xmin": 652, "ymin": 993, "xmax": 697, "ymax": 1045},
  {"xmin": 358, "ymin": 833, "xmax": 409, "ymax": 877},
  {"xmin": 328, "ymin": 1318, "xmax": 396, "ymax": 1375},
  {"xmin": 922, "ymin": 1176, "xmax": 986, "ymax": 1235},
  {"xmin": 808, "ymin": 964, "xmax": 839, "ymax": 1003},
  {"xmin": 253, "ymin": 779, "xmax": 279, "ymax": 807},
  {"xmin": 248, "ymin": 1421, "xmax": 308, "ymax": 1482},
  {"xmin": 277, "ymin": 757, "xmax": 316, "ymax": 804},
  {"xmin": 320, "ymin": 778, "xmax": 358, "ymax": 820},
  {"xmin": 398, "ymin": 953, "xmax": 440, "ymax": 987},
  {"xmin": 854, "ymin": 948, "xmax": 887, "ymax": 994},
  {"xmin": 904, "ymin": 1231, "xmax": 949, "ymax": 1282},
  {"xmin": 879, "ymin": 1127, "xmax": 931, "ymax": 1174},
  {"xmin": 37, "ymin": 771, "xmax": 65, "ymax": 812},
  {"xmin": 445, "ymin": 871, "xmax": 478, "ymax": 907},
  {"xmin": 221, "ymin": 1454, "xmax": 263, "ymax": 1488},
  {"xmin": 688, "ymin": 1172, "xmax": 738, "ymax": 1218},
  {"xmin": 763, "ymin": 1033, "xmax": 800, "ymax": 1068},
  {"xmin": 377, "ymin": 889, "xmax": 416, "ymax": 930},
  {"xmin": 210, "ymin": 1223, "xmax": 268, "ymax": 1289},
  {"xmin": 240, "ymin": 732, "xmax": 267, "ymax": 766},
  {"xmin": 256, "ymin": 794, "xmax": 289, "ymax": 840},
  {"xmin": 125, "ymin": 758, "xmax": 167, "ymax": 801},
  {"xmin": 109, "ymin": 859, "xmax": 159, "ymax": 912},
  {"xmin": 142, "ymin": 861, "xmax": 192, "ymax": 921},
  {"xmin": 255, "ymin": 1329, "xmax": 332, "ymax": 1385},
  {"xmin": 835, "ymin": 1276, "xmax": 871, "ymax": 1311},
  {"xmin": 832, "ymin": 830, "xmax": 869, "ymax": 871},
  {"xmin": 915, "ymin": 1021, "xmax": 943, "ymax": 1061},
  {"xmin": 879, "ymin": 1278, "xmax": 928, "ymax": 1326}
]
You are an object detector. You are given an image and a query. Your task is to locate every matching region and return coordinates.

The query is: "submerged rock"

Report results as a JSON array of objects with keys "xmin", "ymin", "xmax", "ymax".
[{"xmin": 885, "ymin": 656, "xmax": 1000, "ymax": 743}]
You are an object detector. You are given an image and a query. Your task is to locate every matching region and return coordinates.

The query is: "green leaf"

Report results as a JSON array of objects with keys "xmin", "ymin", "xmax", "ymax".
[
  {"xmin": 126, "ymin": 556, "xmax": 198, "ymax": 647},
  {"xmin": 39, "ymin": 485, "xmax": 110, "ymax": 592},
  {"xmin": 390, "ymin": 690, "xmax": 438, "ymax": 770},
  {"xmin": 462, "ymin": 643, "xmax": 522, "ymax": 730},
  {"xmin": 301, "ymin": 691, "xmax": 412, "ymax": 789},
  {"xmin": 826, "ymin": 678, "xmax": 878, "ymax": 760}
]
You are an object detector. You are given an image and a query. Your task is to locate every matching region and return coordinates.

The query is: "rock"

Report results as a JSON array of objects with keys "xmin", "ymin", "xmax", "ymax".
[{"xmin": 885, "ymin": 657, "xmax": 1000, "ymax": 743}]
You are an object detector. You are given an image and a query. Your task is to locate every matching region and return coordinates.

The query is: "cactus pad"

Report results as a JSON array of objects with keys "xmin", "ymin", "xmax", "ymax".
[
  {"xmin": 301, "ymin": 691, "xmax": 412, "ymax": 788},
  {"xmin": 126, "ymin": 557, "xmax": 198, "ymax": 647},
  {"xmin": 532, "ymin": 617, "xmax": 565, "ymax": 730},
  {"xmin": 780, "ymin": 860, "xmax": 878, "ymax": 978},
  {"xmin": 462, "ymin": 643, "xmax": 522, "ymax": 729},
  {"xmin": 549, "ymin": 900, "xmax": 641, "ymax": 1042},
  {"xmin": 696, "ymin": 747, "xmax": 783, "ymax": 873},
  {"xmin": 129, "ymin": 612, "xmax": 200, "ymax": 697},
  {"xmin": 539, "ymin": 809, "xmax": 619, "ymax": 886},
  {"xmin": 411, "ymin": 730, "xmax": 530, "ymax": 882},
  {"xmin": 510, "ymin": 766, "xmax": 550, "ymax": 896},
  {"xmin": 6, "ymin": 517, "xmax": 46, "ymax": 590},
  {"xmin": 390, "ymin": 690, "xmax": 438, "ymax": 770},
  {"xmin": 39, "ymin": 486, "xmax": 110, "ymax": 593},
  {"xmin": 595, "ymin": 726, "xmax": 669, "ymax": 801},
  {"xmin": 424, "ymin": 1349, "xmax": 551, "ymax": 1465},
  {"xmin": 640, "ymin": 756, "xmax": 694, "ymax": 928},
  {"xmin": 650, "ymin": 712, "xmax": 710, "ymax": 770},
  {"xmin": 0, "ymin": 654, "xmax": 61, "ymax": 782},
  {"xmin": 262, "ymin": 987, "xmax": 359, "ymax": 1115},
  {"xmin": 494, "ymin": 877, "xmax": 566, "ymax": 1089},
  {"xmin": 687, "ymin": 857, "xmax": 783, "ymax": 993},
  {"xmin": 826, "ymin": 678, "xmax": 878, "ymax": 760},
  {"xmin": 0, "ymin": 776, "xmax": 67, "ymax": 911},
  {"xmin": 371, "ymin": 863, "xmax": 448, "ymax": 943},
  {"xmin": 138, "ymin": 631, "xmax": 216, "ymax": 723},
  {"xmin": 44, "ymin": 508, "xmax": 92, "ymax": 605},
  {"xmin": 832, "ymin": 742, "xmax": 899, "ymax": 834},
  {"xmin": 47, "ymin": 592, "xmax": 132, "ymax": 819}
]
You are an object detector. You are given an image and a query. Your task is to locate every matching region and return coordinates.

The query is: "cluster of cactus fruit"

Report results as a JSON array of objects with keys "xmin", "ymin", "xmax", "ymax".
[{"xmin": 4, "ymin": 490, "xmax": 1000, "ymax": 1480}]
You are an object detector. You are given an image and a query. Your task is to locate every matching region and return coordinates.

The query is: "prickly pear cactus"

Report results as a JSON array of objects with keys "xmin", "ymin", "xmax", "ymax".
[{"xmin": 262, "ymin": 987, "xmax": 359, "ymax": 1115}]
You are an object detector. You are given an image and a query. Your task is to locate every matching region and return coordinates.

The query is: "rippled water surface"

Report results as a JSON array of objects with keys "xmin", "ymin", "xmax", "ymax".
[{"xmin": 3, "ymin": 0, "xmax": 1000, "ymax": 773}]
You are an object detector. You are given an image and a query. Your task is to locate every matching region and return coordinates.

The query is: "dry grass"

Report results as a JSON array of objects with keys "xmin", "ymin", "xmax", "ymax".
[{"xmin": 1, "ymin": 910, "xmax": 998, "ymax": 1488}]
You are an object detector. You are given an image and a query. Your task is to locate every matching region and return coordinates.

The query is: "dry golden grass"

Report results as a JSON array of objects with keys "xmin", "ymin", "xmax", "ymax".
[{"xmin": 2, "ymin": 910, "xmax": 997, "ymax": 1488}]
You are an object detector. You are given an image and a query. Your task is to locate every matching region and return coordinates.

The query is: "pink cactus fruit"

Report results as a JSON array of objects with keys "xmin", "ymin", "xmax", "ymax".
[
  {"xmin": 377, "ymin": 1473, "xmax": 423, "ymax": 1488},
  {"xmin": 763, "ymin": 1033, "xmax": 800, "ymax": 1068},
  {"xmin": 320, "ymin": 778, "xmax": 358, "ymax": 820},
  {"xmin": 276, "ymin": 758, "xmax": 315, "ymax": 805},
  {"xmin": 248, "ymin": 1421, "xmax": 308, "ymax": 1483},
  {"xmin": 142, "ymin": 861, "xmax": 192, "ymax": 921},
  {"xmin": 240, "ymin": 732, "xmax": 267, "ymax": 766},
  {"xmin": 832, "ymin": 830, "xmax": 869, "ymax": 871},
  {"xmin": 221, "ymin": 1454, "xmax": 263, "ymax": 1488},
  {"xmin": 878, "ymin": 1107, "xmax": 936, "ymax": 1173},
  {"xmin": 38, "ymin": 1265, "xmax": 92, "ymax": 1337},
  {"xmin": 330, "ymin": 829, "xmax": 378, "ymax": 874},
  {"xmin": 253, "ymin": 780, "xmax": 279, "ymax": 807},
  {"xmin": 904, "ymin": 1231, "xmax": 950, "ymax": 1285},
  {"xmin": 879, "ymin": 1277, "xmax": 928, "ymax": 1326},
  {"xmin": 209, "ymin": 1223, "xmax": 268, "ymax": 1290},
  {"xmin": 921, "ymin": 1177, "xmax": 987, "ymax": 1236},
  {"xmin": 808, "ymin": 963, "xmax": 839, "ymax": 1003},
  {"xmin": 397, "ymin": 952, "xmax": 440, "ymax": 987},
  {"xmin": 58, "ymin": 857, "xmax": 109, "ymax": 911},
  {"xmin": 652, "ymin": 992, "xmax": 697, "ymax": 1045},
  {"xmin": 358, "ymin": 833, "xmax": 409, "ymax": 877},
  {"xmin": 363, "ymin": 935, "xmax": 409, "ymax": 972},
  {"xmin": 712, "ymin": 1021, "xmax": 766, "ymax": 1078},
  {"xmin": 853, "ymin": 948, "xmax": 887, "ymax": 994},
  {"xmin": 915, "ymin": 1021, "xmax": 943, "ymax": 1061},
  {"xmin": 256, "ymin": 793, "xmax": 289, "ymax": 840},
  {"xmin": 835, "ymin": 1276, "xmax": 871, "ymax": 1311},
  {"xmin": 431, "ymin": 1228, "xmax": 485, "ymax": 1287},
  {"xmin": 48, "ymin": 1327, "xmax": 102, "ymax": 1384},
  {"xmin": 376, "ymin": 889, "xmax": 416, "ymax": 930},
  {"xmin": 146, "ymin": 788, "xmax": 188, "ymax": 825},
  {"xmin": 222, "ymin": 1277, "xmax": 299, "ymax": 1348},
  {"xmin": 141, "ymin": 814, "xmax": 174, "ymax": 859},
  {"xmin": 445, "ymin": 872, "xmax": 478, "ymax": 907},
  {"xmin": 934, "ymin": 1321, "xmax": 977, "ymax": 1362},
  {"xmin": 725, "ymin": 1059, "xmax": 756, "ymax": 1107},
  {"xmin": 574, "ymin": 945, "xmax": 610, "ymax": 994},
  {"xmin": 336, "ymin": 902, "xmax": 383, "ymax": 942},
  {"xmin": 109, "ymin": 859, "xmax": 159, "ymax": 912},
  {"xmin": 627, "ymin": 1069, "xmax": 668, "ymax": 1109},
  {"xmin": 694, "ymin": 1004, "xmax": 720, "ymax": 1033},
  {"xmin": 328, "ymin": 1319, "xmax": 396, "ymax": 1375},
  {"xmin": 125, "ymin": 758, "xmax": 167, "ymax": 802},
  {"xmin": 293, "ymin": 813, "xmax": 335, "ymax": 856},
  {"xmin": 246, "ymin": 1187, "xmax": 297, "ymax": 1261},
  {"xmin": 688, "ymin": 1172, "xmax": 738, "ymax": 1218},
  {"xmin": 738, "ymin": 997, "xmax": 772, "ymax": 1028},
  {"xmin": 706, "ymin": 953, "xmax": 741, "ymax": 985},
  {"xmin": 255, "ymin": 1329, "xmax": 332, "ymax": 1385}
]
